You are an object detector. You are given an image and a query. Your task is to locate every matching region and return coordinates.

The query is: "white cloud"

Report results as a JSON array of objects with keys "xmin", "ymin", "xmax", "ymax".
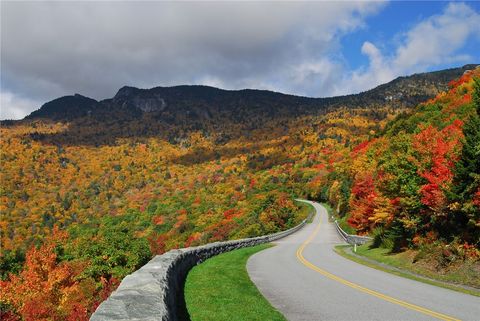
[
  {"xmin": 284, "ymin": 59, "xmax": 344, "ymax": 97},
  {"xmin": 394, "ymin": 2, "xmax": 479, "ymax": 69},
  {"xmin": 2, "ymin": 1, "xmax": 478, "ymax": 119},
  {"xmin": 361, "ymin": 42, "xmax": 384, "ymax": 71},
  {"xmin": 0, "ymin": 91, "xmax": 40, "ymax": 120},
  {"xmin": 338, "ymin": 2, "xmax": 480, "ymax": 95},
  {"xmin": 1, "ymin": 1, "xmax": 385, "ymax": 119}
]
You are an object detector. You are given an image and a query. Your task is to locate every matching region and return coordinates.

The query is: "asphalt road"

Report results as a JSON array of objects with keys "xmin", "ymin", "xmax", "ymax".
[{"xmin": 247, "ymin": 201, "xmax": 479, "ymax": 321}]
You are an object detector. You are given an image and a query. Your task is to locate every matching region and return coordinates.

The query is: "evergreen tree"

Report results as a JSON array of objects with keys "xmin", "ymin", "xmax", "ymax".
[
  {"xmin": 473, "ymin": 77, "xmax": 480, "ymax": 115},
  {"xmin": 454, "ymin": 78, "xmax": 480, "ymax": 197},
  {"xmin": 451, "ymin": 77, "xmax": 480, "ymax": 243}
]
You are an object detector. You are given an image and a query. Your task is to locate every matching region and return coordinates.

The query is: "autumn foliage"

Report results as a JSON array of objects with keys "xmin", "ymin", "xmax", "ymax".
[
  {"xmin": 1, "ymin": 228, "xmax": 97, "ymax": 321},
  {"xmin": 320, "ymin": 68, "xmax": 480, "ymax": 253},
  {"xmin": 1, "ymin": 67, "xmax": 479, "ymax": 320},
  {"xmin": 413, "ymin": 120, "xmax": 463, "ymax": 212}
]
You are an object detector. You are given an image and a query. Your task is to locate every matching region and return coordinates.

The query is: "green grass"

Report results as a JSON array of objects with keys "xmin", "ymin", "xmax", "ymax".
[
  {"xmin": 295, "ymin": 200, "xmax": 315, "ymax": 223},
  {"xmin": 320, "ymin": 202, "xmax": 356, "ymax": 234},
  {"xmin": 320, "ymin": 202, "xmax": 333, "ymax": 221},
  {"xmin": 335, "ymin": 244, "xmax": 480, "ymax": 297},
  {"xmin": 320, "ymin": 202, "xmax": 332, "ymax": 214},
  {"xmin": 185, "ymin": 244, "xmax": 287, "ymax": 321},
  {"xmin": 336, "ymin": 216, "xmax": 356, "ymax": 234}
]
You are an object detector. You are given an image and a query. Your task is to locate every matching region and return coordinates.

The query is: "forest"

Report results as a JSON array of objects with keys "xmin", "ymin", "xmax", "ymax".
[
  {"xmin": 1, "ymin": 67, "xmax": 479, "ymax": 320},
  {"xmin": 316, "ymin": 69, "xmax": 480, "ymax": 256}
]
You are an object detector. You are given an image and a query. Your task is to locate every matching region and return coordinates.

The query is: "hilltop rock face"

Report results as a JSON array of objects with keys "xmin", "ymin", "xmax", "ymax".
[
  {"xmin": 24, "ymin": 64, "xmax": 478, "ymax": 123},
  {"xmin": 113, "ymin": 86, "xmax": 167, "ymax": 112}
]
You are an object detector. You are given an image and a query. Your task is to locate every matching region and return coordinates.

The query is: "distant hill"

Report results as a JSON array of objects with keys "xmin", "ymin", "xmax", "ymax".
[
  {"xmin": 24, "ymin": 64, "xmax": 478, "ymax": 124},
  {"xmin": 26, "ymin": 94, "xmax": 101, "ymax": 121},
  {"xmin": 2, "ymin": 64, "xmax": 473, "ymax": 146}
]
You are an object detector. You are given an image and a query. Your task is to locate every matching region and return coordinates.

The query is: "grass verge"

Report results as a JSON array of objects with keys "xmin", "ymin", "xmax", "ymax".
[
  {"xmin": 185, "ymin": 244, "xmax": 287, "ymax": 321},
  {"xmin": 322, "ymin": 202, "xmax": 356, "ymax": 234},
  {"xmin": 295, "ymin": 200, "xmax": 315, "ymax": 223},
  {"xmin": 320, "ymin": 202, "xmax": 333, "ymax": 222},
  {"xmin": 334, "ymin": 244, "xmax": 480, "ymax": 297}
]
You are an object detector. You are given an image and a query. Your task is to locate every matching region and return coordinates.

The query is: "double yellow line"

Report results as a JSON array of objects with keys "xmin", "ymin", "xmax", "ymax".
[{"xmin": 295, "ymin": 209, "xmax": 461, "ymax": 321}]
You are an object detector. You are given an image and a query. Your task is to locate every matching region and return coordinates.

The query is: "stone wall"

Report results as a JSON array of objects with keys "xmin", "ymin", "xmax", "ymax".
[{"xmin": 90, "ymin": 213, "xmax": 311, "ymax": 321}]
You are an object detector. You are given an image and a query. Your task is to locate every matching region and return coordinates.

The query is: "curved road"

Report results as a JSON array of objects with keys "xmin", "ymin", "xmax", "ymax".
[{"xmin": 247, "ymin": 201, "xmax": 479, "ymax": 321}]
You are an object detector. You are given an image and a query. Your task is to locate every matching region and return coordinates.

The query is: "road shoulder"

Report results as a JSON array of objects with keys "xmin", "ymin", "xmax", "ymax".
[{"xmin": 334, "ymin": 244, "xmax": 480, "ymax": 297}]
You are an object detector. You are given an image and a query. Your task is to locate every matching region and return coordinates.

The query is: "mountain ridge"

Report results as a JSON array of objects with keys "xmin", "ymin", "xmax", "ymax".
[{"xmin": 22, "ymin": 64, "xmax": 478, "ymax": 122}]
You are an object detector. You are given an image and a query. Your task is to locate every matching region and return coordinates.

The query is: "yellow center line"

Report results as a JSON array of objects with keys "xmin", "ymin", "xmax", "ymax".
[{"xmin": 295, "ymin": 208, "xmax": 461, "ymax": 321}]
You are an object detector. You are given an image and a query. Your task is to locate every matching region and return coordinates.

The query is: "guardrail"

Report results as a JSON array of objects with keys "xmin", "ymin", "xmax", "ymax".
[
  {"xmin": 91, "ymin": 208, "xmax": 314, "ymax": 321},
  {"xmin": 333, "ymin": 217, "xmax": 372, "ymax": 246}
]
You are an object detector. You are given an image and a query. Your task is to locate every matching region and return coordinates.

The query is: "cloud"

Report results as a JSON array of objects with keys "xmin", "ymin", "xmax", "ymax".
[
  {"xmin": 286, "ymin": 59, "xmax": 345, "ymax": 97},
  {"xmin": 339, "ymin": 2, "xmax": 480, "ymax": 95},
  {"xmin": 394, "ymin": 2, "xmax": 479, "ymax": 69},
  {"xmin": 361, "ymin": 42, "xmax": 384, "ymax": 70},
  {"xmin": 1, "ymin": 1, "xmax": 384, "ymax": 119},
  {"xmin": 2, "ymin": 2, "xmax": 478, "ymax": 119},
  {"xmin": 0, "ymin": 90, "xmax": 41, "ymax": 120}
]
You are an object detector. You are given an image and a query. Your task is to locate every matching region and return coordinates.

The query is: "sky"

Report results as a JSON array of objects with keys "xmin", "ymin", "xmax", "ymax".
[{"xmin": 1, "ymin": 1, "xmax": 480, "ymax": 120}]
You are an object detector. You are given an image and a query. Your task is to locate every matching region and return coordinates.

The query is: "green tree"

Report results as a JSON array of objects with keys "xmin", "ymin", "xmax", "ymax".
[
  {"xmin": 66, "ymin": 213, "xmax": 152, "ymax": 280},
  {"xmin": 451, "ymin": 77, "xmax": 480, "ymax": 243},
  {"xmin": 473, "ymin": 77, "xmax": 480, "ymax": 114}
]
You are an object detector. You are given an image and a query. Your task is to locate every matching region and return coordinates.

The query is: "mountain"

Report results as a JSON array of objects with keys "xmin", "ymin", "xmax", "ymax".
[
  {"xmin": 24, "ymin": 64, "xmax": 478, "ymax": 124},
  {"xmin": 26, "ymin": 94, "xmax": 100, "ymax": 121}
]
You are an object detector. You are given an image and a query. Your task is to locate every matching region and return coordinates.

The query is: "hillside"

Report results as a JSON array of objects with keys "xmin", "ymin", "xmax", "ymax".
[
  {"xmin": 1, "ymin": 65, "xmax": 479, "ymax": 320},
  {"xmin": 320, "ymin": 68, "xmax": 480, "ymax": 246}
]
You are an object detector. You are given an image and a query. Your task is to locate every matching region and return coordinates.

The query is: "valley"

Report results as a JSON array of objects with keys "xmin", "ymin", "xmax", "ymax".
[{"xmin": 1, "ymin": 65, "xmax": 479, "ymax": 320}]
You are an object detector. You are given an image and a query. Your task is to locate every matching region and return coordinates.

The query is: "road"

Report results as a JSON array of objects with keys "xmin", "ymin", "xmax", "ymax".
[{"xmin": 247, "ymin": 201, "xmax": 479, "ymax": 321}]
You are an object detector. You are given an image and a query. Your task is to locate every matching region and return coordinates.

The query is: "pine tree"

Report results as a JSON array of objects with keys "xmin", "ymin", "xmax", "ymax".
[
  {"xmin": 454, "ymin": 78, "xmax": 480, "ymax": 199},
  {"xmin": 451, "ymin": 77, "xmax": 480, "ymax": 243},
  {"xmin": 473, "ymin": 77, "xmax": 480, "ymax": 115}
]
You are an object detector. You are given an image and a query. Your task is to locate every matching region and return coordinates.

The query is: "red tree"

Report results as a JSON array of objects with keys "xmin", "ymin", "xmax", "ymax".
[
  {"xmin": 0, "ymin": 228, "xmax": 95, "ymax": 321},
  {"xmin": 413, "ymin": 120, "xmax": 463, "ymax": 213}
]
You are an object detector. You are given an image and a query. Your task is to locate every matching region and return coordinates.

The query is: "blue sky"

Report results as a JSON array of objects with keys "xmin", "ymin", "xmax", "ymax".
[
  {"xmin": 341, "ymin": 1, "xmax": 480, "ymax": 71},
  {"xmin": 342, "ymin": 2, "xmax": 448, "ymax": 70},
  {"xmin": 1, "ymin": 1, "xmax": 479, "ymax": 119}
]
